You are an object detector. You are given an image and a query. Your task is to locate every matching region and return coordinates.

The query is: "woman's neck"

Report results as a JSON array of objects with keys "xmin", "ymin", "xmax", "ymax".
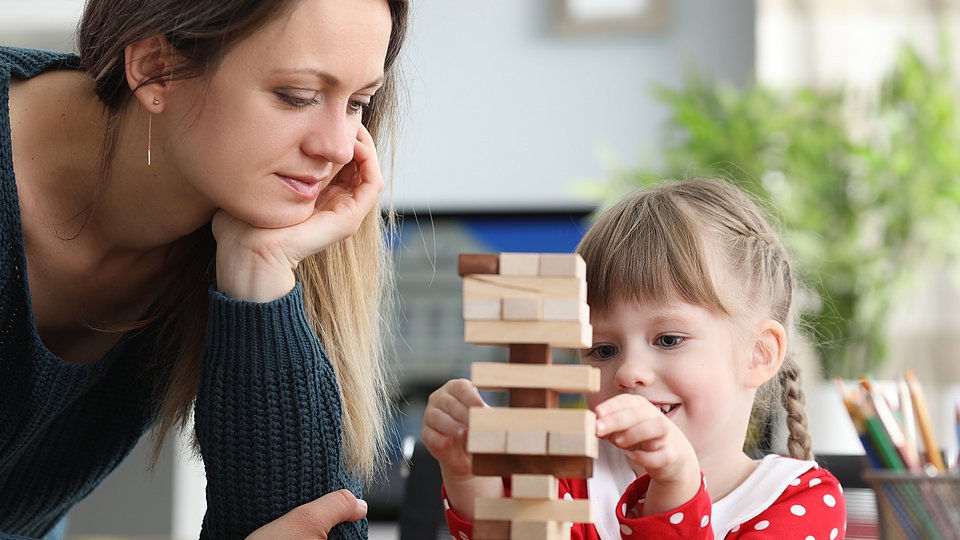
[{"xmin": 12, "ymin": 69, "xmax": 215, "ymax": 256}]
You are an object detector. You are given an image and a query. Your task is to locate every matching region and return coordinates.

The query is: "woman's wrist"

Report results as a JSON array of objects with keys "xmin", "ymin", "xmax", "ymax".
[{"xmin": 215, "ymin": 248, "xmax": 297, "ymax": 302}]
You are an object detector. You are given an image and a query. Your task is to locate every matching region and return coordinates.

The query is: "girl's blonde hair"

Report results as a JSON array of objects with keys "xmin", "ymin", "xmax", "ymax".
[
  {"xmin": 77, "ymin": 0, "xmax": 410, "ymax": 481},
  {"xmin": 576, "ymin": 178, "xmax": 813, "ymax": 460}
]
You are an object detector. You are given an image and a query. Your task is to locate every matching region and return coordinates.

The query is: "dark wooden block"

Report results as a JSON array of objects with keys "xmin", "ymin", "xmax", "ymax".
[
  {"xmin": 473, "ymin": 454, "xmax": 593, "ymax": 478},
  {"xmin": 510, "ymin": 388, "xmax": 558, "ymax": 409},
  {"xmin": 473, "ymin": 519, "xmax": 511, "ymax": 540},
  {"xmin": 508, "ymin": 343, "xmax": 552, "ymax": 364},
  {"xmin": 459, "ymin": 253, "xmax": 500, "ymax": 276}
]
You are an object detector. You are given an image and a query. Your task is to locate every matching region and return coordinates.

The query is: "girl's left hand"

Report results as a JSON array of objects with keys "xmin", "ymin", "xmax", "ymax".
[
  {"xmin": 595, "ymin": 393, "xmax": 701, "ymax": 515},
  {"xmin": 212, "ymin": 125, "xmax": 383, "ymax": 302}
]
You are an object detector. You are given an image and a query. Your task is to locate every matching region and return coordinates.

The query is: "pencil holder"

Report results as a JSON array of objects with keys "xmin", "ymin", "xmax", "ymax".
[{"xmin": 862, "ymin": 470, "xmax": 960, "ymax": 540}]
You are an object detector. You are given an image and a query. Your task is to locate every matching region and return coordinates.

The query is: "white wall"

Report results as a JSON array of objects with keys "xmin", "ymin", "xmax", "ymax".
[{"xmin": 393, "ymin": 0, "xmax": 755, "ymax": 210}]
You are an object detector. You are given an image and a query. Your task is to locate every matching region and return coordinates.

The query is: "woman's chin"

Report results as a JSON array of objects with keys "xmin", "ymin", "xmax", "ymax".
[{"xmin": 241, "ymin": 208, "xmax": 314, "ymax": 229}]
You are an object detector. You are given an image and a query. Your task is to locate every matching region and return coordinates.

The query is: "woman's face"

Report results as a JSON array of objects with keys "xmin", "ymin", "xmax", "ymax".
[{"xmin": 165, "ymin": 0, "xmax": 392, "ymax": 228}]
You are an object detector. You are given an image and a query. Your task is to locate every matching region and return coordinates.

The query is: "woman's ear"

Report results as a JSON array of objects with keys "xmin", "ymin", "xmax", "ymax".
[
  {"xmin": 124, "ymin": 36, "xmax": 175, "ymax": 113},
  {"xmin": 744, "ymin": 319, "xmax": 786, "ymax": 388}
]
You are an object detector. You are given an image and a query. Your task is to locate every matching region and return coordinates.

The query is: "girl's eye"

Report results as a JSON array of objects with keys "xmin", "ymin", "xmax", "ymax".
[
  {"xmin": 654, "ymin": 334, "xmax": 684, "ymax": 348},
  {"xmin": 276, "ymin": 89, "xmax": 320, "ymax": 109},
  {"xmin": 586, "ymin": 344, "xmax": 619, "ymax": 361}
]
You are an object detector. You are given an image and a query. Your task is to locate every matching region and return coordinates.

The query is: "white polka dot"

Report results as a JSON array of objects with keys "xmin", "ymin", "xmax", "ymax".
[
  {"xmin": 790, "ymin": 477, "xmax": 801, "ymax": 486},
  {"xmin": 731, "ymin": 524, "xmax": 741, "ymax": 532},
  {"xmin": 830, "ymin": 528, "xmax": 839, "ymax": 539},
  {"xmin": 563, "ymin": 492, "xmax": 573, "ymax": 501},
  {"xmin": 621, "ymin": 502, "xmax": 628, "ymax": 515},
  {"xmin": 443, "ymin": 499, "xmax": 450, "ymax": 510},
  {"xmin": 839, "ymin": 484, "xmax": 844, "ymax": 493},
  {"xmin": 791, "ymin": 504, "xmax": 807, "ymax": 516},
  {"xmin": 805, "ymin": 537, "xmax": 815, "ymax": 540},
  {"xmin": 823, "ymin": 494, "xmax": 836, "ymax": 507},
  {"xmin": 809, "ymin": 478, "xmax": 822, "ymax": 487},
  {"xmin": 620, "ymin": 524, "xmax": 634, "ymax": 535},
  {"xmin": 700, "ymin": 515, "xmax": 710, "ymax": 527},
  {"xmin": 458, "ymin": 533, "xmax": 469, "ymax": 540},
  {"xmin": 670, "ymin": 512, "xmax": 684, "ymax": 524},
  {"xmin": 755, "ymin": 520, "xmax": 770, "ymax": 530}
]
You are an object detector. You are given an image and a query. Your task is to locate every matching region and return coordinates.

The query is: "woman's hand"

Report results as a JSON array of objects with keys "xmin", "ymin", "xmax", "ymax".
[
  {"xmin": 245, "ymin": 489, "xmax": 366, "ymax": 539},
  {"xmin": 595, "ymin": 394, "xmax": 701, "ymax": 515},
  {"xmin": 421, "ymin": 379, "xmax": 503, "ymax": 519},
  {"xmin": 212, "ymin": 125, "xmax": 384, "ymax": 302}
]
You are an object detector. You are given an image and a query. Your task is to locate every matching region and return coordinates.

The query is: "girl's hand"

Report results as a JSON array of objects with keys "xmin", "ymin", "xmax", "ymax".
[
  {"xmin": 421, "ymin": 379, "xmax": 503, "ymax": 520},
  {"xmin": 595, "ymin": 394, "xmax": 701, "ymax": 515},
  {"xmin": 421, "ymin": 379, "xmax": 486, "ymax": 480},
  {"xmin": 245, "ymin": 489, "xmax": 366, "ymax": 539},
  {"xmin": 212, "ymin": 125, "xmax": 384, "ymax": 302}
]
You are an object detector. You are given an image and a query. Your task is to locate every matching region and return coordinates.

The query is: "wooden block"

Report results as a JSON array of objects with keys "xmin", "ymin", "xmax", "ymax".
[
  {"xmin": 471, "ymin": 363, "xmax": 601, "ymax": 393},
  {"xmin": 465, "ymin": 320, "xmax": 592, "ymax": 348},
  {"xmin": 542, "ymin": 299, "xmax": 589, "ymax": 322},
  {"xmin": 474, "ymin": 520, "xmax": 511, "ymax": 540},
  {"xmin": 509, "ymin": 344, "xmax": 552, "ymax": 364},
  {"xmin": 473, "ymin": 454, "xmax": 593, "ymax": 478},
  {"xmin": 538, "ymin": 254, "xmax": 586, "ymax": 278},
  {"xmin": 462, "ymin": 275, "xmax": 585, "ymax": 302},
  {"xmin": 548, "ymin": 432, "xmax": 598, "ymax": 458},
  {"xmin": 468, "ymin": 430, "xmax": 506, "ymax": 454},
  {"xmin": 511, "ymin": 520, "xmax": 570, "ymax": 540},
  {"xmin": 510, "ymin": 388, "xmax": 558, "ymax": 409},
  {"xmin": 464, "ymin": 298, "xmax": 502, "ymax": 320},
  {"xmin": 500, "ymin": 253, "xmax": 540, "ymax": 275},
  {"xmin": 502, "ymin": 298, "xmax": 542, "ymax": 321},
  {"xmin": 475, "ymin": 497, "xmax": 595, "ymax": 523},
  {"xmin": 459, "ymin": 253, "xmax": 499, "ymax": 276},
  {"xmin": 507, "ymin": 431, "xmax": 547, "ymax": 455},
  {"xmin": 511, "ymin": 474, "xmax": 558, "ymax": 499},
  {"xmin": 470, "ymin": 407, "xmax": 595, "ymax": 434}
]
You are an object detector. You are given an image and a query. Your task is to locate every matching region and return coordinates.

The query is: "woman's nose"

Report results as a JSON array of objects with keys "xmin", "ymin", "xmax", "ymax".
[{"xmin": 301, "ymin": 107, "xmax": 356, "ymax": 165}]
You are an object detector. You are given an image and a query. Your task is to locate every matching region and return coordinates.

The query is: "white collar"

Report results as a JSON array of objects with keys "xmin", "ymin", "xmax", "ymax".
[
  {"xmin": 587, "ymin": 440, "xmax": 636, "ymax": 540},
  {"xmin": 711, "ymin": 454, "xmax": 818, "ymax": 537}
]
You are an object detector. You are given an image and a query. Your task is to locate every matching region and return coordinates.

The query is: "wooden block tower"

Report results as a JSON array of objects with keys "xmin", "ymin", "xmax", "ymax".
[{"xmin": 459, "ymin": 252, "xmax": 599, "ymax": 540}]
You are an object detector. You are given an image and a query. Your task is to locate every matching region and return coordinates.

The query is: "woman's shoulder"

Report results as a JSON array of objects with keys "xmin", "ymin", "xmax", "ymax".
[{"xmin": 0, "ymin": 45, "xmax": 80, "ymax": 79}]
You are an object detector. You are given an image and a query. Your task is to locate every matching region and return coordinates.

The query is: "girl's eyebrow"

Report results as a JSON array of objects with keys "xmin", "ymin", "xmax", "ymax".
[{"xmin": 270, "ymin": 67, "xmax": 384, "ymax": 91}]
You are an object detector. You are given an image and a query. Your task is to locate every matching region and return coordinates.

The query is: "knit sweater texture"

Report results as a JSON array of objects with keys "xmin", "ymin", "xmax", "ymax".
[{"xmin": 0, "ymin": 46, "xmax": 364, "ymax": 539}]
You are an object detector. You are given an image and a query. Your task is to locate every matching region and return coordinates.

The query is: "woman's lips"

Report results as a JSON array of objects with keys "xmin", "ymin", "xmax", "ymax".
[{"xmin": 277, "ymin": 174, "xmax": 322, "ymax": 201}]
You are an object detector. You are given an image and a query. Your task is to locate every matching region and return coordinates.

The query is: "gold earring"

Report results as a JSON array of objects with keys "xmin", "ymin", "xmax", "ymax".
[
  {"xmin": 153, "ymin": 97, "xmax": 160, "ymax": 105},
  {"xmin": 147, "ymin": 114, "xmax": 153, "ymax": 166}
]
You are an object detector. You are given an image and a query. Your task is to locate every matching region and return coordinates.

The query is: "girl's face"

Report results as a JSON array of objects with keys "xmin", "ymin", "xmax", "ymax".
[
  {"xmin": 165, "ymin": 0, "xmax": 392, "ymax": 229},
  {"xmin": 582, "ymin": 298, "xmax": 756, "ymax": 460}
]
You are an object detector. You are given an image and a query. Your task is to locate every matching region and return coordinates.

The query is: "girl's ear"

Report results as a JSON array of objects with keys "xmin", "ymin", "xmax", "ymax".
[
  {"xmin": 744, "ymin": 319, "xmax": 786, "ymax": 388},
  {"xmin": 123, "ymin": 36, "xmax": 175, "ymax": 114}
]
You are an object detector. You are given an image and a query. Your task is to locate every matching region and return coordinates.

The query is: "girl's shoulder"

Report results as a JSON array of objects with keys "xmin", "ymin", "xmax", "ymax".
[{"xmin": 714, "ymin": 455, "xmax": 844, "ymax": 537}]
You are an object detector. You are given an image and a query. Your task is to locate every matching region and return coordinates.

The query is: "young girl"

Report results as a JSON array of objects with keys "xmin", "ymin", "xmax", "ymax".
[{"xmin": 422, "ymin": 179, "xmax": 846, "ymax": 539}]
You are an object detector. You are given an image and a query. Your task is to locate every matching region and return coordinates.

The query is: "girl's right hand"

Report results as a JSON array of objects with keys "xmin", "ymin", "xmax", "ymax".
[{"xmin": 420, "ymin": 378, "xmax": 487, "ymax": 479}]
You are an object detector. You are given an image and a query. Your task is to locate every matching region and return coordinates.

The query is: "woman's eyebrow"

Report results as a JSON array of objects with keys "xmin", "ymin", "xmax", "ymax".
[{"xmin": 270, "ymin": 67, "xmax": 384, "ymax": 91}]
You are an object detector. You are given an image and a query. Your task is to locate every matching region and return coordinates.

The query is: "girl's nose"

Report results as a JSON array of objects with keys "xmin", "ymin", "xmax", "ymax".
[
  {"xmin": 301, "ymin": 107, "xmax": 356, "ymax": 165},
  {"xmin": 614, "ymin": 352, "xmax": 657, "ymax": 390}
]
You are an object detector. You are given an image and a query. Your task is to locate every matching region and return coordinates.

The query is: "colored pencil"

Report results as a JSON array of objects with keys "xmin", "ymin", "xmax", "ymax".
[{"xmin": 904, "ymin": 368, "xmax": 946, "ymax": 472}]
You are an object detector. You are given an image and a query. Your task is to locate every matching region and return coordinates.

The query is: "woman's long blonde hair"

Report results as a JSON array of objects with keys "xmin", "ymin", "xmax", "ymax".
[
  {"xmin": 76, "ymin": 0, "xmax": 410, "ymax": 481},
  {"xmin": 576, "ymin": 178, "xmax": 813, "ymax": 460}
]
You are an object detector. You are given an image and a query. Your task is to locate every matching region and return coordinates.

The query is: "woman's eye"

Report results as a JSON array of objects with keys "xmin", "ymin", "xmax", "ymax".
[
  {"xmin": 276, "ymin": 90, "xmax": 320, "ymax": 109},
  {"xmin": 655, "ymin": 335, "xmax": 684, "ymax": 348},
  {"xmin": 587, "ymin": 344, "xmax": 618, "ymax": 360},
  {"xmin": 348, "ymin": 98, "xmax": 371, "ymax": 116}
]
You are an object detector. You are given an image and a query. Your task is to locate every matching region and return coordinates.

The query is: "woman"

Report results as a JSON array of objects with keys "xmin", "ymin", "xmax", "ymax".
[{"xmin": 0, "ymin": 0, "xmax": 407, "ymax": 538}]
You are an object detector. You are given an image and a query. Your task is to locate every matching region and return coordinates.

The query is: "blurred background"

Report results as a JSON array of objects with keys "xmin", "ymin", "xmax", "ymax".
[{"xmin": 4, "ymin": 0, "xmax": 960, "ymax": 538}]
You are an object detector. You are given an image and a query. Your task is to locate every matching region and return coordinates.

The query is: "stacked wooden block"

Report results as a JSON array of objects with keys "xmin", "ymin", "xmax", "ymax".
[{"xmin": 459, "ymin": 252, "xmax": 599, "ymax": 540}]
